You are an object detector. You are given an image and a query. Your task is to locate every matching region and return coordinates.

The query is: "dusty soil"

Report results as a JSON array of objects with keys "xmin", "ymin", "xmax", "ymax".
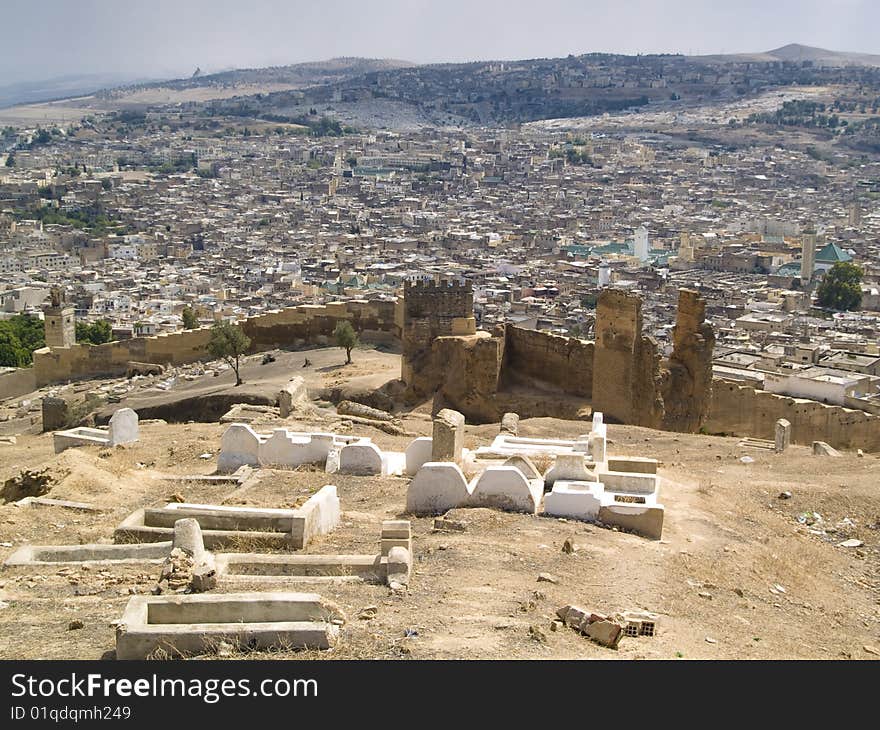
[{"xmin": 0, "ymin": 409, "xmax": 878, "ymax": 661}]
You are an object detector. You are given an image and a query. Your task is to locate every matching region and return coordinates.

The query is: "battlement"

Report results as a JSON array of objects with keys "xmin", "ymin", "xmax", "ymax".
[{"xmin": 403, "ymin": 277, "xmax": 472, "ymax": 293}]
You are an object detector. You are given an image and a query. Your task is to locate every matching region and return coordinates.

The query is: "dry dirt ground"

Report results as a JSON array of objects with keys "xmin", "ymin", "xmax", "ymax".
[{"xmin": 1, "ymin": 405, "xmax": 878, "ymax": 661}]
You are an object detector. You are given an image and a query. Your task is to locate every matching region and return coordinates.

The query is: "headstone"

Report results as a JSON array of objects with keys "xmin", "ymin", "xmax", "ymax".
[
  {"xmin": 406, "ymin": 462, "xmax": 470, "ymax": 515},
  {"xmin": 338, "ymin": 442, "xmax": 384, "ymax": 476},
  {"xmin": 108, "ymin": 408, "xmax": 139, "ymax": 446},
  {"xmin": 279, "ymin": 376, "xmax": 307, "ymax": 418},
  {"xmin": 544, "ymin": 453, "xmax": 597, "ymax": 488},
  {"xmin": 217, "ymin": 423, "xmax": 261, "ymax": 472},
  {"xmin": 405, "ymin": 437, "xmax": 433, "ymax": 476},
  {"xmin": 432, "ymin": 408, "xmax": 465, "ymax": 462},
  {"xmin": 172, "ymin": 518, "xmax": 206, "ymax": 562},
  {"xmin": 812, "ymin": 441, "xmax": 841, "ymax": 457},
  {"xmin": 42, "ymin": 397, "xmax": 70, "ymax": 432},
  {"xmin": 774, "ymin": 419, "xmax": 791, "ymax": 453},
  {"xmin": 500, "ymin": 412, "xmax": 519, "ymax": 436}
]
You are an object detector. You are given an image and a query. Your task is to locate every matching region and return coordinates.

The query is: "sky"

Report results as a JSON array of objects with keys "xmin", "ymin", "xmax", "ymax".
[{"xmin": 2, "ymin": 0, "xmax": 879, "ymax": 84}]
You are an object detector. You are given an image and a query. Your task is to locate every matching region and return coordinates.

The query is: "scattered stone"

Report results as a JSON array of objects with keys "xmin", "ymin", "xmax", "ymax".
[
  {"xmin": 217, "ymin": 641, "xmax": 234, "ymax": 657},
  {"xmin": 857, "ymin": 449, "xmax": 864, "ymax": 458},
  {"xmin": 68, "ymin": 620, "xmax": 84, "ymax": 630},
  {"xmin": 0, "ymin": 601, "xmax": 10, "ymax": 609},
  {"xmin": 550, "ymin": 620, "xmax": 562, "ymax": 632},
  {"xmin": 705, "ymin": 637, "xmax": 717, "ymax": 644},
  {"xmin": 500, "ymin": 412, "xmax": 519, "ymax": 436},
  {"xmin": 778, "ymin": 491, "xmax": 792, "ymax": 500},
  {"xmin": 863, "ymin": 645, "xmax": 879, "ymax": 656},
  {"xmin": 358, "ymin": 606, "xmax": 378, "ymax": 620},
  {"xmin": 837, "ymin": 539, "xmax": 864, "ymax": 548},
  {"xmin": 432, "ymin": 517, "xmax": 467, "ymax": 533},
  {"xmin": 528, "ymin": 624, "xmax": 547, "ymax": 643},
  {"xmin": 199, "ymin": 453, "xmax": 212, "ymax": 460},
  {"xmin": 561, "ymin": 537, "xmax": 577, "ymax": 554},
  {"xmin": 739, "ymin": 456, "xmax": 754, "ymax": 464},
  {"xmin": 537, "ymin": 573, "xmax": 558, "ymax": 584},
  {"xmin": 770, "ymin": 584, "xmax": 786, "ymax": 594},
  {"xmin": 698, "ymin": 592, "xmax": 712, "ymax": 599},
  {"xmin": 167, "ymin": 493, "xmax": 185, "ymax": 503},
  {"xmin": 585, "ymin": 619, "xmax": 622, "ymax": 649},
  {"xmin": 734, "ymin": 588, "xmax": 744, "ymax": 597},
  {"xmin": 812, "ymin": 441, "xmax": 841, "ymax": 457}
]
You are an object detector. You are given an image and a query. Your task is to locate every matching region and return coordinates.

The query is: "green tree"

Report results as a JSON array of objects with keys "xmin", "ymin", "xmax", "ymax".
[
  {"xmin": 181, "ymin": 307, "xmax": 198, "ymax": 330},
  {"xmin": 207, "ymin": 322, "xmax": 251, "ymax": 386},
  {"xmin": 75, "ymin": 319, "xmax": 113, "ymax": 345},
  {"xmin": 0, "ymin": 327, "xmax": 26, "ymax": 367},
  {"xmin": 333, "ymin": 321, "xmax": 358, "ymax": 365},
  {"xmin": 816, "ymin": 261, "xmax": 863, "ymax": 311}
]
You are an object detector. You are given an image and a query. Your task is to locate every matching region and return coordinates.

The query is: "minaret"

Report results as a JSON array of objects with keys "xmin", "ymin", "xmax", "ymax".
[
  {"xmin": 43, "ymin": 287, "xmax": 75, "ymax": 348},
  {"xmin": 634, "ymin": 226, "xmax": 649, "ymax": 262},
  {"xmin": 800, "ymin": 222, "xmax": 817, "ymax": 285}
]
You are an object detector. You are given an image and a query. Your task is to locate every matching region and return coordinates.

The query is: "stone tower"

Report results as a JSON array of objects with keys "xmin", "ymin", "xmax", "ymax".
[
  {"xmin": 800, "ymin": 222, "xmax": 817, "ymax": 285},
  {"xmin": 399, "ymin": 277, "xmax": 476, "ymax": 399},
  {"xmin": 43, "ymin": 287, "xmax": 75, "ymax": 348}
]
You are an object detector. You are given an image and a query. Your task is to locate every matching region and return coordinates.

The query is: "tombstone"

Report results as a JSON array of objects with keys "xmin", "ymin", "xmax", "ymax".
[
  {"xmin": 500, "ymin": 412, "xmax": 519, "ymax": 436},
  {"xmin": 217, "ymin": 423, "xmax": 261, "ymax": 472},
  {"xmin": 338, "ymin": 442, "xmax": 384, "ymax": 476},
  {"xmin": 432, "ymin": 408, "xmax": 465, "ymax": 463},
  {"xmin": 503, "ymin": 455, "xmax": 541, "ymax": 480},
  {"xmin": 42, "ymin": 397, "xmax": 70, "ymax": 432},
  {"xmin": 544, "ymin": 453, "xmax": 598, "ymax": 489},
  {"xmin": 590, "ymin": 434, "xmax": 607, "ymax": 463},
  {"xmin": 406, "ymin": 462, "xmax": 470, "ymax": 515},
  {"xmin": 470, "ymin": 466, "xmax": 543, "ymax": 514},
  {"xmin": 774, "ymin": 419, "xmax": 791, "ymax": 453},
  {"xmin": 278, "ymin": 377, "xmax": 307, "ymax": 418},
  {"xmin": 405, "ymin": 437, "xmax": 433, "ymax": 476},
  {"xmin": 172, "ymin": 518, "xmax": 207, "ymax": 561},
  {"xmin": 108, "ymin": 408, "xmax": 139, "ymax": 446}
]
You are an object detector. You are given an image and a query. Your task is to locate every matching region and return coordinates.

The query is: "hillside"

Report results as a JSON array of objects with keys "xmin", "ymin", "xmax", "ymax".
[
  {"xmin": 694, "ymin": 43, "xmax": 880, "ymax": 67},
  {"xmin": 0, "ymin": 411, "xmax": 878, "ymax": 660}
]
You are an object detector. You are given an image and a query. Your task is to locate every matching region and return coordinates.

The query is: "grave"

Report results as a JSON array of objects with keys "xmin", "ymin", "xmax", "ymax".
[
  {"xmin": 53, "ymin": 407, "xmax": 139, "ymax": 454},
  {"xmin": 114, "ymin": 592, "xmax": 344, "ymax": 659},
  {"xmin": 216, "ymin": 423, "xmax": 399, "ymax": 474},
  {"xmin": 775, "ymin": 418, "xmax": 791, "ymax": 453},
  {"xmin": 213, "ymin": 521, "xmax": 412, "ymax": 587},
  {"xmin": 432, "ymin": 408, "xmax": 465, "ymax": 462},
  {"xmin": 114, "ymin": 485, "xmax": 340, "ymax": 550},
  {"xmin": 4, "ymin": 541, "xmax": 171, "ymax": 567}
]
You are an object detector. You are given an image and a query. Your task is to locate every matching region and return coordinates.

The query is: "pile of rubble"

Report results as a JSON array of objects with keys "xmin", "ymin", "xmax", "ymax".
[{"xmin": 555, "ymin": 604, "xmax": 658, "ymax": 649}]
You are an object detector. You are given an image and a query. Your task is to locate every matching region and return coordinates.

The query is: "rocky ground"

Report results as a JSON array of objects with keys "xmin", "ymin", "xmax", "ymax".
[{"xmin": 0, "ymin": 400, "xmax": 878, "ymax": 660}]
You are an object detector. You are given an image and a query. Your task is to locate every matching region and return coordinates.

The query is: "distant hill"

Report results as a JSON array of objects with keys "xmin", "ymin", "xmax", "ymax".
[
  {"xmin": 693, "ymin": 43, "xmax": 880, "ymax": 67},
  {"xmin": 108, "ymin": 57, "xmax": 416, "ymax": 94}
]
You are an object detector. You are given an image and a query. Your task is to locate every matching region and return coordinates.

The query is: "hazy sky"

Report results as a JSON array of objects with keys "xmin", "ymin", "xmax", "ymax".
[{"xmin": 2, "ymin": 0, "xmax": 879, "ymax": 83}]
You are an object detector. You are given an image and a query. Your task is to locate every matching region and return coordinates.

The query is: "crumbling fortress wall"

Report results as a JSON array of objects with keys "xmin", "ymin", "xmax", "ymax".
[
  {"xmin": 706, "ymin": 380, "xmax": 880, "ymax": 451},
  {"xmin": 591, "ymin": 289, "xmax": 665, "ymax": 428},
  {"xmin": 399, "ymin": 279, "xmax": 476, "ymax": 400},
  {"xmin": 32, "ymin": 299, "xmax": 397, "ymax": 388},
  {"xmin": 503, "ymin": 325, "xmax": 593, "ymax": 398},
  {"xmin": 661, "ymin": 289, "xmax": 716, "ymax": 432},
  {"xmin": 413, "ymin": 287, "xmax": 712, "ymax": 434}
]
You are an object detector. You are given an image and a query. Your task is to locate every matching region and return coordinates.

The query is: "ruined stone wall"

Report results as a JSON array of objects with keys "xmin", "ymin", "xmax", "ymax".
[
  {"xmin": 503, "ymin": 325, "xmax": 593, "ymax": 398},
  {"xmin": 706, "ymin": 379, "xmax": 880, "ymax": 452},
  {"xmin": 592, "ymin": 289, "xmax": 663, "ymax": 428},
  {"xmin": 32, "ymin": 299, "xmax": 398, "ymax": 388},
  {"xmin": 432, "ymin": 332, "xmax": 505, "ymax": 422},
  {"xmin": 662, "ymin": 289, "xmax": 715, "ymax": 432},
  {"xmin": 401, "ymin": 279, "xmax": 475, "ymax": 399},
  {"xmin": 0, "ymin": 367, "xmax": 37, "ymax": 400}
]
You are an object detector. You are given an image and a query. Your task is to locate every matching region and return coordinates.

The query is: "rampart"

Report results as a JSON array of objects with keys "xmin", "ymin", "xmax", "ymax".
[
  {"xmin": 503, "ymin": 325, "xmax": 593, "ymax": 398},
  {"xmin": 32, "ymin": 299, "xmax": 398, "ymax": 388},
  {"xmin": 706, "ymin": 379, "xmax": 880, "ymax": 452}
]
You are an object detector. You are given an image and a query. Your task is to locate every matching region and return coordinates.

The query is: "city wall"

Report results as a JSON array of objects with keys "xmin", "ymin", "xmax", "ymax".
[
  {"xmin": 32, "ymin": 299, "xmax": 398, "ymax": 388},
  {"xmin": 0, "ymin": 367, "xmax": 37, "ymax": 400},
  {"xmin": 706, "ymin": 379, "xmax": 880, "ymax": 452},
  {"xmin": 502, "ymin": 325, "xmax": 593, "ymax": 398}
]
